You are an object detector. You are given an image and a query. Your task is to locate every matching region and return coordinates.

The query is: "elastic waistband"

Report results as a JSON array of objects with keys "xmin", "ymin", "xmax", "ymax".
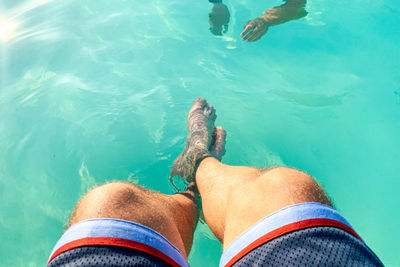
[
  {"xmin": 48, "ymin": 218, "xmax": 189, "ymax": 267},
  {"xmin": 220, "ymin": 202, "xmax": 361, "ymax": 267}
]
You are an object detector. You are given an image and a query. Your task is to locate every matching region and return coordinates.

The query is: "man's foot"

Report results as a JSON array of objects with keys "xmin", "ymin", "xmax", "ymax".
[
  {"xmin": 176, "ymin": 127, "xmax": 227, "ymax": 222},
  {"xmin": 209, "ymin": 126, "xmax": 226, "ymax": 160},
  {"xmin": 170, "ymin": 98, "xmax": 216, "ymax": 188}
]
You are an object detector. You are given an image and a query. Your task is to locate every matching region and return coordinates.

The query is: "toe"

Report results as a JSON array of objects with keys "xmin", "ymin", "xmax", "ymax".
[
  {"xmin": 204, "ymin": 105, "xmax": 217, "ymax": 120},
  {"xmin": 193, "ymin": 97, "xmax": 207, "ymax": 108},
  {"xmin": 188, "ymin": 98, "xmax": 208, "ymax": 119},
  {"xmin": 194, "ymin": 97, "xmax": 206, "ymax": 103}
]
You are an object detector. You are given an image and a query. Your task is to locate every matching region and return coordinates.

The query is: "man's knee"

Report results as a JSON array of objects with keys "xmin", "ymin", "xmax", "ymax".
[
  {"xmin": 68, "ymin": 181, "xmax": 152, "ymax": 227},
  {"xmin": 227, "ymin": 167, "xmax": 330, "ymax": 208},
  {"xmin": 66, "ymin": 182, "xmax": 191, "ymax": 256},
  {"xmin": 89, "ymin": 181, "xmax": 149, "ymax": 206},
  {"xmin": 260, "ymin": 167, "xmax": 315, "ymax": 186},
  {"xmin": 223, "ymin": 166, "xmax": 330, "ymax": 247},
  {"xmin": 257, "ymin": 167, "xmax": 331, "ymax": 206}
]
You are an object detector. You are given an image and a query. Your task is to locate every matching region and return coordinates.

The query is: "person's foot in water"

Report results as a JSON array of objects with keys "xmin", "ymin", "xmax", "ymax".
[
  {"xmin": 210, "ymin": 126, "xmax": 226, "ymax": 160},
  {"xmin": 170, "ymin": 98, "xmax": 226, "ymax": 188}
]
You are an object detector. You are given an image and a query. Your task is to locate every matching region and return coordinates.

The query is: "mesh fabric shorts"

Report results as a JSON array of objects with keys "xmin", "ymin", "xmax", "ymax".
[
  {"xmin": 48, "ymin": 203, "xmax": 383, "ymax": 267},
  {"xmin": 220, "ymin": 203, "xmax": 383, "ymax": 267},
  {"xmin": 47, "ymin": 219, "xmax": 188, "ymax": 267}
]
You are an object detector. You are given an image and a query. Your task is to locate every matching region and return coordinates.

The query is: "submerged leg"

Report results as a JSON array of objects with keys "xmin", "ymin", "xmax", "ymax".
[
  {"xmin": 146, "ymin": 97, "xmax": 381, "ymax": 267},
  {"xmin": 170, "ymin": 98, "xmax": 216, "ymax": 187},
  {"xmin": 191, "ymin": 98, "xmax": 382, "ymax": 266},
  {"xmin": 170, "ymin": 98, "xmax": 330, "ymax": 249}
]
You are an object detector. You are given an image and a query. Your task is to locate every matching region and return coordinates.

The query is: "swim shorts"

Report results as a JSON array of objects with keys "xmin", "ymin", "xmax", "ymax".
[
  {"xmin": 47, "ymin": 219, "xmax": 189, "ymax": 267},
  {"xmin": 220, "ymin": 202, "xmax": 383, "ymax": 267},
  {"xmin": 47, "ymin": 203, "xmax": 383, "ymax": 267}
]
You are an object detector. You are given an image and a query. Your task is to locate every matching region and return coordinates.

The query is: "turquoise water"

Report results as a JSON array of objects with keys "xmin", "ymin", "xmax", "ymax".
[{"xmin": 0, "ymin": 0, "xmax": 399, "ymax": 266}]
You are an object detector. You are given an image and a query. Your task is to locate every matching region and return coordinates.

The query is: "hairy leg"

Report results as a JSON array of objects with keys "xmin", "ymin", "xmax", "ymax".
[
  {"xmin": 196, "ymin": 158, "xmax": 331, "ymax": 249},
  {"xmin": 68, "ymin": 99, "xmax": 222, "ymax": 258},
  {"xmin": 68, "ymin": 181, "xmax": 198, "ymax": 258},
  {"xmin": 169, "ymin": 98, "xmax": 330, "ymax": 250}
]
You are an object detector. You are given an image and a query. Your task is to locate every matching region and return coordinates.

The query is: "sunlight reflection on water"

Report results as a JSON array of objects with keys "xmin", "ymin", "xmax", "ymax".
[
  {"xmin": 0, "ymin": 0, "xmax": 61, "ymax": 44},
  {"xmin": 0, "ymin": 18, "xmax": 18, "ymax": 41}
]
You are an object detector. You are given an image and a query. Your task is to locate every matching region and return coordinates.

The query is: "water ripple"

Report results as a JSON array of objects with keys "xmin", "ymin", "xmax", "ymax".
[{"xmin": 0, "ymin": 0, "xmax": 65, "ymax": 44}]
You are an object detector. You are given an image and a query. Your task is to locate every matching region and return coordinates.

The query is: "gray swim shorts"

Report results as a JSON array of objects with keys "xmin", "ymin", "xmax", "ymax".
[{"xmin": 48, "ymin": 203, "xmax": 383, "ymax": 267}]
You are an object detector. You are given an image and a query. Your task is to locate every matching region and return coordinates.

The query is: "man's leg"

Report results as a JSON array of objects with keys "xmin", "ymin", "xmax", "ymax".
[
  {"xmin": 168, "ymin": 98, "xmax": 330, "ymax": 249},
  {"xmin": 68, "ymin": 181, "xmax": 198, "ymax": 258},
  {"xmin": 170, "ymin": 98, "xmax": 382, "ymax": 266},
  {"xmin": 50, "ymin": 98, "xmax": 214, "ymax": 265},
  {"xmin": 196, "ymin": 158, "xmax": 330, "ymax": 249}
]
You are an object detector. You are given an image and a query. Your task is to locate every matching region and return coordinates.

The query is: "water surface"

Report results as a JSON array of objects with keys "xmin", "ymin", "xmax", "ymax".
[{"xmin": 0, "ymin": 0, "xmax": 399, "ymax": 266}]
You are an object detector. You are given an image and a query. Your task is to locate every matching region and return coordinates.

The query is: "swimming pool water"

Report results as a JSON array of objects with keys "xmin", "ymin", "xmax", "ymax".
[{"xmin": 0, "ymin": 0, "xmax": 399, "ymax": 266}]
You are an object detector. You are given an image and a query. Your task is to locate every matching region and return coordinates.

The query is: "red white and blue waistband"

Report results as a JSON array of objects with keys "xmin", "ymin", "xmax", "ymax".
[
  {"xmin": 48, "ymin": 218, "xmax": 189, "ymax": 267},
  {"xmin": 219, "ymin": 202, "xmax": 362, "ymax": 267}
]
